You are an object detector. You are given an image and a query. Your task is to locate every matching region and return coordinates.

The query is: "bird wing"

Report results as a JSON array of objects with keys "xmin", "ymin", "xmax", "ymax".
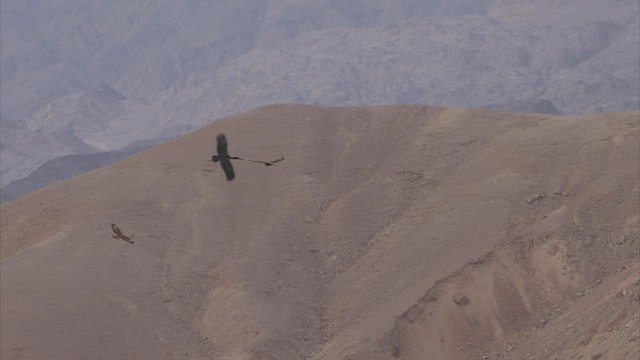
[
  {"xmin": 120, "ymin": 234, "xmax": 134, "ymax": 244},
  {"xmin": 217, "ymin": 133, "xmax": 229, "ymax": 157},
  {"xmin": 111, "ymin": 224, "xmax": 121, "ymax": 237},
  {"xmin": 245, "ymin": 157, "xmax": 284, "ymax": 166},
  {"xmin": 220, "ymin": 157, "xmax": 235, "ymax": 181}
]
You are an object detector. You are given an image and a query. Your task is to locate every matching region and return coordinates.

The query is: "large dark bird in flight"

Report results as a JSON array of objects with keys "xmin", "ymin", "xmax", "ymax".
[
  {"xmin": 211, "ymin": 133, "xmax": 284, "ymax": 181},
  {"xmin": 212, "ymin": 134, "xmax": 239, "ymax": 181}
]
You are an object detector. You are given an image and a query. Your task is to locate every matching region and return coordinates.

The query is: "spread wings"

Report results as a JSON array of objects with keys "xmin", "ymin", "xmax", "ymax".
[
  {"xmin": 216, "ymin": 134, "xmax": 235, "ymax": 181},
  {"xmin": 111, "ymin": 223, "xmax": 134, "ymax": 244},
  {"xmin": 111, "ymin": 223, "xmax": 122, "ymax": 236},
  {"xmin": 213, "ymin": 133, "xmax": 282, "ymax": 181},
  {"xmin": 220, "ymin": 157, "xmax": 235, "ymax": 181},
  {"xmin": 217, "ymin": 134, "xmax": 229, "ymax": 157}
]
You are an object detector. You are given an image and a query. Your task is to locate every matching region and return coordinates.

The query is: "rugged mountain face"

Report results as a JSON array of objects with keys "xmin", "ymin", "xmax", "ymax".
[
  {"xmin": 0, "ymin": 0, "xmax": 492, "ymax": 120},
  {"xmin": 0, "ymin": 111, "xmax": 98, "ymax": 188},
  {"xmin": 0, "ymin": 138, "xmax": 159, "ymax": 203},
  {"xmin": 1, "ymin": 105, "xmax": 638, "ymax": 359},
  {"xmin": 1, "ymin": 0, "xmax": 638, "ymax": 194}
]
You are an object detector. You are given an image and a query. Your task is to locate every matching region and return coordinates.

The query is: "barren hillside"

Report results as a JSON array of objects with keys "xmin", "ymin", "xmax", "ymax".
[{"xmin": 1, "ymin": 105, "xmax": 638, "ymax": 359}]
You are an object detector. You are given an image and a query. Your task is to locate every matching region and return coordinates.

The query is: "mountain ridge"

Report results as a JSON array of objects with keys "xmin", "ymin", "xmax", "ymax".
[{"xmin": 1, "ymin": 104, "xmax": 638, "ymax": 359}]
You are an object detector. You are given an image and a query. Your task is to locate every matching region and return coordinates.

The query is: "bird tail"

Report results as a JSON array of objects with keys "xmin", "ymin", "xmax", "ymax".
[{"xmin": 212, "ymin": 155, "xmax": 220, "ymax": 162}]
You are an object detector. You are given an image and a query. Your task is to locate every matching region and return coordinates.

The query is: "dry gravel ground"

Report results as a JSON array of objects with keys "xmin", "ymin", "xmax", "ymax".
[{"xmin": 1, "ymin": 104, "xmax": 638, "ymax": 359}]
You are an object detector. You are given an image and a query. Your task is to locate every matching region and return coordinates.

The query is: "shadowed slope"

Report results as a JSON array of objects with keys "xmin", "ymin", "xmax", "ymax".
[{"xmin": 1, "ymin": 105, "xmax": 638, "ymax": 359}]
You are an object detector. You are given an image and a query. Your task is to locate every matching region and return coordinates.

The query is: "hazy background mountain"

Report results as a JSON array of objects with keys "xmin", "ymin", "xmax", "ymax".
[
  {"xmin": 1, "ymin": 0, "xmax": 638, "ymax": 194},
  {"xmin": 0, "ymin": 137, "xmax": 162, "ymax": 203}
]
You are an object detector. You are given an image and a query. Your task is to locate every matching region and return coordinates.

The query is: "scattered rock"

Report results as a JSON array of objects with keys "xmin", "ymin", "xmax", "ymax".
[
  {"xmin": 580, "ymin": 327, "xmax": 597, "ymax": 346},
  {"xmin": 526, "ymin": 194, "xmax": 545, "ymax": 204},
  {"xmin": 452, "ymin": 293, "xmax": 470, "ymax": 306}
]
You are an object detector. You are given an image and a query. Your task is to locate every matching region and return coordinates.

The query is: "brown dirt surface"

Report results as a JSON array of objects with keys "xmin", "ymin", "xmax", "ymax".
[{"xmin": 1, "ymin": 104, "xmax": 638, "ymax": 359}]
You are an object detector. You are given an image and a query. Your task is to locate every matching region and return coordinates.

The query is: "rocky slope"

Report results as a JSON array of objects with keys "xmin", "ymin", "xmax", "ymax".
[
  {"xmin": 1, "ymin": 105, "xmax": 638, "ymax": 359},
  {"xmin": 1, "ymin": 0, "xmax": 638, "ymax": 192}
]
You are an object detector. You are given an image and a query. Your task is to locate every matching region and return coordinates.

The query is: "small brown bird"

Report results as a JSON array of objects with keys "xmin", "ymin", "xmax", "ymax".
[{"xmin": 111, "ymin": 224, "xmax": 134, "ymax": 244}]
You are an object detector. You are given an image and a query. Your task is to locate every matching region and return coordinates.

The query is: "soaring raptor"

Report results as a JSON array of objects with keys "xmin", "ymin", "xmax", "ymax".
[{"xmin": 111, "ymin": 224, "xmax": 134, "ymax": 244}]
